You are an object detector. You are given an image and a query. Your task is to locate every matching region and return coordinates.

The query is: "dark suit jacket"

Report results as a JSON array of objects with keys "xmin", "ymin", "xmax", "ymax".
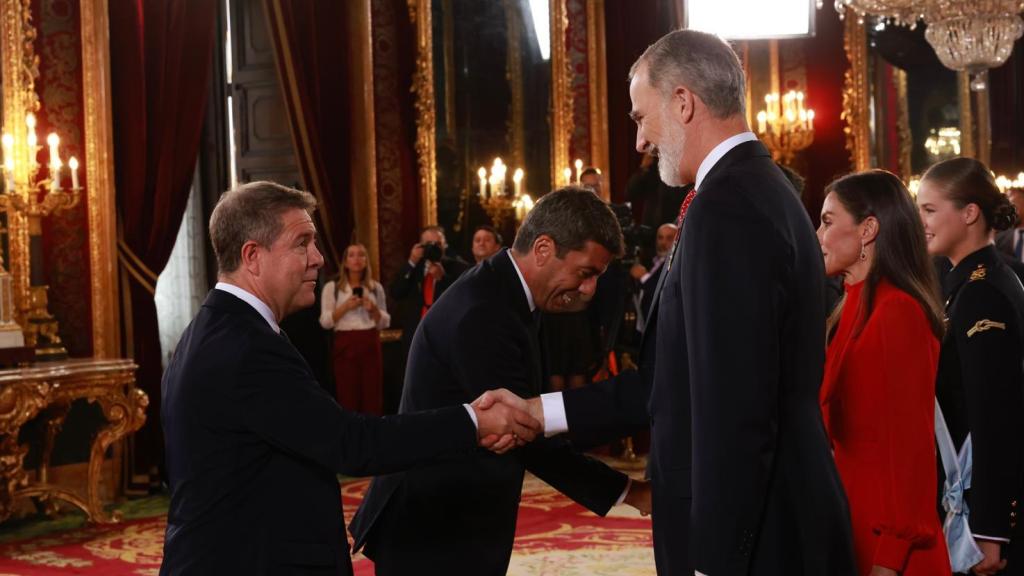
[
  {"xmin": 160, "ymin": 289, "xmax": 477, "ymax": 576},
  {"xmin": 350, "ymin": 250, "xmax": 628, "ymax": 575},
  {"xmin": 389, "ymin": 254, "xmax": 469, "ymax": 351},
  {"xmin": 562, "ymin": 141, "xmax": 856, "ymax": 576}
]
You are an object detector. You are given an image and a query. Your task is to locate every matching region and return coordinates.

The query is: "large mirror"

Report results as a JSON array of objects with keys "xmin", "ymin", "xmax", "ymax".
[
  {"xmin": 845, "ymin": 16, "xmax": 974, "ymax": 178},
  {"xmin": 433, "ymin": 0, "xmax": 552, "ymax": 244},
  {"xmin": 409, "ymin": 0, "xmax": 572, "ymax": 251}
]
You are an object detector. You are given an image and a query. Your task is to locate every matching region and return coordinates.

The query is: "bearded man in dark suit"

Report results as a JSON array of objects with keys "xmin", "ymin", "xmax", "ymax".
[
  {"xmin": 487, "ymin": 30, "xmax": 857, "ymax": 576},
  {"xmin": 159, "ymin": 181, "xmax": 538, "ymax": 576}
]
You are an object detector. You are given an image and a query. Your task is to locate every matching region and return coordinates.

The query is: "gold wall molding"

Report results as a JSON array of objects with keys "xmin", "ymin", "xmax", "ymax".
[
  {"xmin": 842, "ymin": 16, "xmax": 870, "ymax": 172},
  {"xmin": 586, "ymin": 0, "xmax": 609, "ymax": 199},
  {"xmin": 348, "ymin": 0, "xmax": 380, "ymax": 275},
  {"xmin": 1, "ymin": 0, "xmax": 38, "ymax": 327},
  {"xmin": 895, "ymin": 68, "xmax": 912, "ymax": 180},
  {"xmin": 81, "ymin": 0, "xmax": 120, "ymax": 358},
  {"xmin": 550, "ymin": 0, "xmax": 573, "ymax": 188},
  {"xmin": 958, "ymin": 71, "xmax": 976, "ymax": 160},
  {"xmin": 407, "ymin": 0, "xmax": 437, "ymax": 227},
  {"xmin": 506, "ymin": 0, "xmax": 525, "ymax": 169}
]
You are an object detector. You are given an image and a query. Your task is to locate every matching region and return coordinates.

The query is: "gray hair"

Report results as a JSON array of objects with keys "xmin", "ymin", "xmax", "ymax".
[
  {"xmin": 629, "ymin": 29, "xmax": 746, "ymax": 119},
  {"xmin": 210, "ymin": 181, "xmax": 317, "ymax": 274},
  {"xmin": 512, "ymin": 187, "xmax": 624, "ymax": 258}
]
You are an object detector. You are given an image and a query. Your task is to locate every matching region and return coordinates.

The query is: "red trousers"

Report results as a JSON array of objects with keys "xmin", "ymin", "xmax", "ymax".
[{"xmin": 331, "ymin": 328, "xmax": 383, "ymax": 415}]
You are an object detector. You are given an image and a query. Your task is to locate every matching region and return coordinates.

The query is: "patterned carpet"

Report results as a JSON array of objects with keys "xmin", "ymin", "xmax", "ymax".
[{"xmin": 0, "ymin": 473, "xmax": 655, "ymax": 575}]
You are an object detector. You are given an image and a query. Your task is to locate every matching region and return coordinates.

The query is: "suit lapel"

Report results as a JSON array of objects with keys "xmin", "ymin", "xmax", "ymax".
[{"xmin": 490, "ymin": 250, "xmax": 543, "ymax": 394}]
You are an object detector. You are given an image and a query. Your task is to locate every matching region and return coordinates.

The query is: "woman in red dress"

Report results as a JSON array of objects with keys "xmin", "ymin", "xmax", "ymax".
[{"xmin": 817, "ymin": 170, "xmax": 950, "ymax": 576}]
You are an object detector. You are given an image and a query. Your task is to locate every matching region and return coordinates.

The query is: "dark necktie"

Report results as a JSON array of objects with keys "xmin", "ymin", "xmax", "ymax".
[{"xmin": 1016, "ymin": 229, "xmax": 1024, "ymax": 262}]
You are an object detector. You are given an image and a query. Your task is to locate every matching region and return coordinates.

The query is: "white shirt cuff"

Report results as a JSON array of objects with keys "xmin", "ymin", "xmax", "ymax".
[
  {"xmin": 540, "ymin": 392, "xmax": 568, "ymax": 437},
  {"xmin": 615, "ymin": 477, "xmax": 632, "ymax": 506},
  {"xmin": 463, "ymin": 404, "xmax": 478, "ymax": 431}
]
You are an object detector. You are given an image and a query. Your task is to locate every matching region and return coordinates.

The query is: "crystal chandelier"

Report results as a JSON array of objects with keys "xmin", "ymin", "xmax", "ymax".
[
  {"xmin": 834, "ymin": 0, "xmax": 927, "ymax": 26},
  {"xmin": 923, "ymin": 0, "xmax": 1024, "ymax": 91}
]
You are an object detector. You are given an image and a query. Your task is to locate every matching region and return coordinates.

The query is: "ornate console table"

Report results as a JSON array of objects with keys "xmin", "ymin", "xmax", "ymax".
[{"xmin": 0, "ymin": 358, "xmax": 146, "ymax": 524}]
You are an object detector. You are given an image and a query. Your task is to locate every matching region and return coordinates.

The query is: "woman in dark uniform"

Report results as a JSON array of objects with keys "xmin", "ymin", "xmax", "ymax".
[{"xmin": 918, "ymin": 157, "xmax": 1024, "ymax": 576}]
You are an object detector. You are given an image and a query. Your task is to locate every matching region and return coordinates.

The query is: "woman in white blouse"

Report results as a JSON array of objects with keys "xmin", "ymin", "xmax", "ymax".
[{"xmin": 320, "ymin": 243, "xmax": 390, "ymax": 414}]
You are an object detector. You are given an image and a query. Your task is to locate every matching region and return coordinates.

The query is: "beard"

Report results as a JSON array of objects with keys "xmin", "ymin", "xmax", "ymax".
[{"xmin": 656, "ymin": 117, "xmax": 687, "ymax": 187}]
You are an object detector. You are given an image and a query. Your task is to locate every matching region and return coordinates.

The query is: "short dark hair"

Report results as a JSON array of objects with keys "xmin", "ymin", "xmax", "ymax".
[
  {"xmin": 580, "ymin": 167, "xmax": 600, "ymax": 179},
  {"xmin": 827, "ymin": 170, "xmax": 944, "ymax": 339},
  {"xmin": 922, "ymin": 157, "xmax": 1018, "ymax": 231},
  {"xmin": 512, "ymin": 187, "xmax": 624, "ymax": 258},
  {"xmin": 474, "ymin": 225, "xmax": 503, "ymax": 246},
  {"xmin": 210, "ymin": 181, "xmax": 317, "ymax": 274}
]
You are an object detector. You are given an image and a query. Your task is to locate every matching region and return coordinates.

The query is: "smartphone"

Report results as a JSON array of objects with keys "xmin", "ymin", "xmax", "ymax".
[{"xmin": 352, "ymin": 286, "xmax": 364, "ymax": 298}]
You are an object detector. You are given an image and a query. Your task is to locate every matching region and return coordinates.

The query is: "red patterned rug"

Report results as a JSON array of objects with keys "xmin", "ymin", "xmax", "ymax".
[{"xmin": 0, "ymin": 474, "xmax": 654, "ymax": 575}]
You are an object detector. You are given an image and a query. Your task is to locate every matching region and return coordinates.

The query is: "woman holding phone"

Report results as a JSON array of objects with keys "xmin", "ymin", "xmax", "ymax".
[{"xmin": 320, "ymin": 243, "xmax": 390, "ymax": 414}]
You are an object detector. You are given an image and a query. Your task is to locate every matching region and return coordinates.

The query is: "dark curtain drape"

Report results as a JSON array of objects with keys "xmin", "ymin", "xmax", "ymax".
[
  {"xmin": 604, "ymin": 1, "xmax": 683, "ymax": 206},
  {"xmin": 110, "ymin": 0, "xmax": 218, "ymax": 479},
  {"xmin": 263, "ymin": 0, "xmax": 354, "ymax": 272},
  {"xmin": 990, "ymin": 41, "xmax": 1024, "ymax": 175}
]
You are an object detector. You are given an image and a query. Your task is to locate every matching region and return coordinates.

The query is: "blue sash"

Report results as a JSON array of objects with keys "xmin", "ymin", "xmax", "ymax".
[{"xmin": 935, "ymin": 399, "xmax": 984, "ymax": 573}]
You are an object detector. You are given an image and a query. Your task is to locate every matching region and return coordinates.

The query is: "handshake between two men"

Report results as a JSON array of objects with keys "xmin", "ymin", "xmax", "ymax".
[{"xmin": 468, "ymin": 387, "xmax": 652, "ymax": 516}]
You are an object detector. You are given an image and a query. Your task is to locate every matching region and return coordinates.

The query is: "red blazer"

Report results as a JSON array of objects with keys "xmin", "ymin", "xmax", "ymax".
[{"xmin": 822, "ymin": 279, "xmax": 951, "ymax": 576}]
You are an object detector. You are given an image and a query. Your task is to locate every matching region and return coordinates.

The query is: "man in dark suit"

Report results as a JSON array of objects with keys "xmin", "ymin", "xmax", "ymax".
[
  {"xmin": 159, "ymin": 181, "xmax": 539, "ymax": 576},
  {"xmin": 631, "ymin": 222, "xmax": 677, "ymax": 333},
  {"xmin": 487, "ymin": 30, "xmax": 856, "ymax": 575},
  {"xmin": 350, "ymin": 189, "xmax": 648, "ymax": 576},
  {"xmin": 388, "ymin": 226, "xmax": 469, "ymax": 412}
]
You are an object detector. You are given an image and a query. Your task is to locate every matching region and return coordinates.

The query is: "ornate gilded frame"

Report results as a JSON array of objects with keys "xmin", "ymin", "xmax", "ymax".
[
  {"xmin": 81, "ymin": 0, "xmax": 120, "ymax": 358},
  {"xmin": 407, "ymin": 0, "xmax": 578, "ymax": 220},
  {"xmin": 0, "ymin": 0, "xmax": 120, "ymax": 357}
]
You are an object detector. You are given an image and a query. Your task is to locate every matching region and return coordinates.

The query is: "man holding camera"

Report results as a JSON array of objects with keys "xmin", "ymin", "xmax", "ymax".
[{"xmin": 389, "ymin": 226, "xmax": 469, "ymax": 411}]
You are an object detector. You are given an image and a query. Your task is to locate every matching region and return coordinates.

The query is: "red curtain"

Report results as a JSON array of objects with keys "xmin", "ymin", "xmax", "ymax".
[
  {"xmin": 263, "ymin": 0, "xmax": 354, "ymax": 271},
  {"xmin": 990, "ymin": 41, "xmax": 1024, "ymax": 175},
  {"xmin": 110, "ymin": 0, "xmax": 217, "ymax": 478}
]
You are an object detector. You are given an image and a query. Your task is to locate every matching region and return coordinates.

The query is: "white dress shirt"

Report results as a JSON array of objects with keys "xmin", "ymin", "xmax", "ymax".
[
  {"xmin": 319, "ymin": 280, "xmax": 391, "ymax": 331},
  {"xmin": 215, "ymin": 282, "xmax": 280, "ymax": 333},
  {"xmin": 540, "ymin": 131, "xmax": 760, "ymax": 436}
]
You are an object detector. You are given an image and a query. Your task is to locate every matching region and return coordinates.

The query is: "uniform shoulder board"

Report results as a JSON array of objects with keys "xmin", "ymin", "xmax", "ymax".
[{"xmin": 969, "ymin": 263, "xmax": 987, "ymax": 282}]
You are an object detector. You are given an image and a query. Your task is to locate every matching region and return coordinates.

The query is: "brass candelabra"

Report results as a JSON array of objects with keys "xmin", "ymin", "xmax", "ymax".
[{"xmin": 0, "ymin": 113, "xmax": 82, "ymax": 359}]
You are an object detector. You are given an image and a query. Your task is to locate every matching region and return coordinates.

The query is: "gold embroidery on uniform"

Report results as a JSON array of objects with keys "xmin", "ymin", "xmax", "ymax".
[
  {"xmin": 970, "ymin": 264, "xmax": 987, "ymax": 282},
  {"xmin": 967, "ymin": 319, "xmax": 1006, "ymax": 337}
]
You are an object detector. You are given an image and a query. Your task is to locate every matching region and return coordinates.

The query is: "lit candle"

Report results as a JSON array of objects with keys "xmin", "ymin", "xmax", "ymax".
[
  {"xmin": 47, "ymin": 133, "xmax": 60, "ymax": 167},
  {"xmin": 69, "ymin": 157, "xmax": 79, "ymax": 189},
  {"xmin": 513, "ymin": 168, "xmax": 523, "ymax": 198},
  {"xmin": 574, "ymin": 159, "xmax": 583, "ymax": 183},
  {"xmin": 807, "ymin": 110, "xmax": 815, "ymax": 131},
  {"xmin": 477, "ymin": 167, "xmax": 487, "ymax": 198},
  {"xmin": 563, "ymin": 167, "xmax": 572, "ymax": 186},
  {"xmin": 25, "ymin": 114, "xmax": 37, "ymax": 168},
  {"xmin": 757, "ymin": 111, "xmax": 767, "ymax": 134},
  {"xmin": 2, "ymin": 133, "xmax": 13, "ymax": 173}
]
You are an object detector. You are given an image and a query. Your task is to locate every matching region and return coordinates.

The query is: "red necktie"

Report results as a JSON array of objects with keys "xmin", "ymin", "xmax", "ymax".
[
  {"xmin": 421, "ymin": 273, "xmax": 435, "ymax": 318},
  {"xmin": 674, "ymin": 188, "xmax": 698, "ymax": 242}
]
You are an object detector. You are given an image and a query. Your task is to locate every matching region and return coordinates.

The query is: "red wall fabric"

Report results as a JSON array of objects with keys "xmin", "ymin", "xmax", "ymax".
[
  {"xmin": 34, "ymin": 0, "xmax": 94, "ymax": 357},
  {"xmin": 264, "ymin": 0, "xmax": 355, "ymax": 274},
  {"xmin": 110, "ymin": 0, "xmax": 217, "ymax": 475},
  {"xmin": 370, "ymin": 0, "xmax": 422, "ymax": 286},
  {"xmin": 801, "ymin": 8, "xmax": 854, "ymax": 225}
]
